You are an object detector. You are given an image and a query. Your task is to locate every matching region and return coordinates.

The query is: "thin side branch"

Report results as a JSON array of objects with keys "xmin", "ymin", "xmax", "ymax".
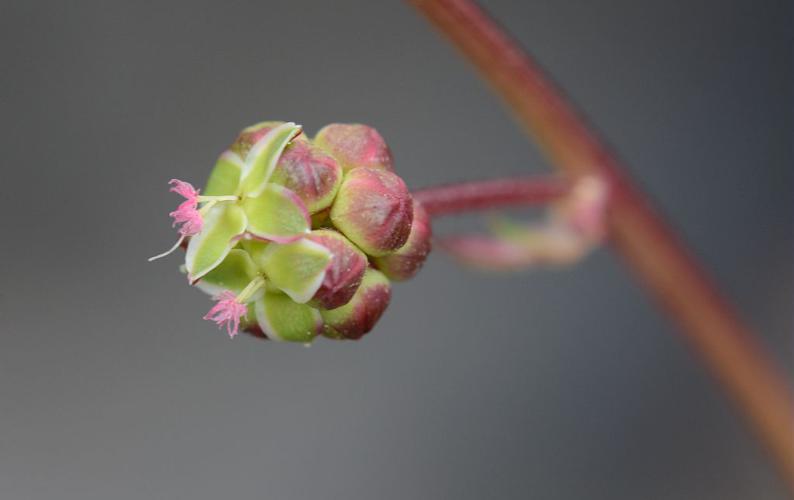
[
  {"xmin": 409, "ymin": 0, "xmax": 794, "ymax": 490},
  {"xmin": 413, "ymin": 175, "xmax": 569, "ymax": 217}
]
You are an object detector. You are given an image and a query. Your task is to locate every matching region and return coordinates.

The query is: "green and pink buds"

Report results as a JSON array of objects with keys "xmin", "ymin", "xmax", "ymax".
[
  {"xmin": 372, "ymin": 202, "xmax": 432, "ymax": 281},
  {"xmin": 314, "ymin": 123, "xmax": 393, "ymax": 172},
  {"xmin": 321, "ymin": 268, "xmax": 392, "ymax": 340},
  {"xmin": 269, "ymin": 141, "xmax": 342, "ymax": 213},
  {"xmin": 151, "ymin": 121, "xmax": 432, "ymax": 342},
  {"xmin": 306, "ymin": 230, "xmax": 368, "ymax": 310},
  {"xmin": 330, "ymin": 167, "xmax": 413, "ymax": 256}
]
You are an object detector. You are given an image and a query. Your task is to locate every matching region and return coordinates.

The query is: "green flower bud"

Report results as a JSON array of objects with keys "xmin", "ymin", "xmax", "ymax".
[
  {"xmin": 330, "ymin": 167, "xmax": 413, "ymax": 256},
  {"xmin": 373, "ymin": 201, "xmax": 432, "ymax": 281},
  {"xmin": 313, "ymin": 123, "xmax": 393, "ymax": 173},
  {"xmin": 321, "ymin": 268, "xmax": 391, "ymax": 340},
  {"xmin": 306, "ymin": 229, "xmax": 368, "ymax": 310}
]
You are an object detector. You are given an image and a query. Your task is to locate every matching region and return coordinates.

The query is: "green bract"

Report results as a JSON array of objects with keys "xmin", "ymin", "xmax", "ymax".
[
  {"xmin": 259, "ymin": 239, "xmax": 332, "ymax": 304},
  {"xmin": 241, "ymin": 184, "xmax": 310, "ymax": 242},
  {"xmin": 195, "ymin": 249, "xmax": 259, "ymax": 298},
  {"xmin": 185, "ymin": 204, "xmax": 248, "ymax": 281},
  {"xmin": 239, "ymin": 123, "xmax": 303, "ymax": 197},
  {"xmin": 254, "ymin": 292, "xmax": 322, "ymax": 342},
  {"xmin": 204, "ymin": 152, "xmax": 242, "ymax": 197}
]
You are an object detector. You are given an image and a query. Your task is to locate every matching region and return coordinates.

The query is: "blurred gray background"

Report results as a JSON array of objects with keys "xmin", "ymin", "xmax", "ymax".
[{"xmin": 0, "ymin": 0, "xmax": 791, "ymax": 498}]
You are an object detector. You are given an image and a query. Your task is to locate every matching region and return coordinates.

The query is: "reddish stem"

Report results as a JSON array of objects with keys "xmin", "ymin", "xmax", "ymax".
[
  {"xmin": 413, "ymin": 175, "xmax": 569, "ymax": 217},
  {"xmin": 410, "ymin": 0, "xmax": 794, "ymax": 491}
]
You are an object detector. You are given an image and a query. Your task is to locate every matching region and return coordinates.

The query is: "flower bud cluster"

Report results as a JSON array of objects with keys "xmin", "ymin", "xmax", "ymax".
[{"xmin": 157, "ymin": 122, "xmax": 431, "ymax": 342}]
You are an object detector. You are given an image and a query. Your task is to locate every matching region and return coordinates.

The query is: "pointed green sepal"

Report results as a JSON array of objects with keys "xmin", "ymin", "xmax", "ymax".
[
  {"xmin": 194, "ymin": 249, "xmax": 260, "ymax": 298},
  {"xmin": 254, "ymin": 292, "xmax": 322, "ymax": 342},
  {"xmin": 241, "ymin": 184, "xmax": 310, "ymax": 242},
  {"xmin": 239, "ymin": 122, "xmax": 302, "ymax": 197},
  {"xmin": 204, "ymin": 151, "xmax": 243, "ymax": 196},
  {"xmin": 185, "ymin": 204, "xmax": 248, "ymax": 281},
  {"xmin": 260, "ymin": 239, "xmax": 332, "ymax": 304}
]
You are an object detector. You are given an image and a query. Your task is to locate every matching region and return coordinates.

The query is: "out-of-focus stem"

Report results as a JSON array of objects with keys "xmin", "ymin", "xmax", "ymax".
[
  {"xmin": 413, "ymin": 175, "xmax": 568, "ymax": 217},
  {"xmin": 409, "ymin": 0, "xmax": 794, "ymax": 491}
]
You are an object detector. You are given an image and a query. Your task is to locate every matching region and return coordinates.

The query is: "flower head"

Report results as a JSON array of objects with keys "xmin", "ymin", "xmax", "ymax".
[
  {"xmin": 168, "ymin": 179, "xmax": 202, "ymax": 236},
  {"xmin": 154, "ymin": 121, "xmax": 423, "ymax": 343},
  {"xmin": 203, "ymin": 290, "xmax": 248, "ymax": 338}
]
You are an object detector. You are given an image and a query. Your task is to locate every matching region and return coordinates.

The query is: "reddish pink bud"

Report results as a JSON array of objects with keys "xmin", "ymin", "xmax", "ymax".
[
  {"xmin": 373, "ymin": 202, "xmax": 432, "ymax": 281},
  {"xmin": 330, "ymin": 167, "xmax": 413, "ymax": 256},
  {"xmin": 321, "ymin": 268, "xmax": 391, "ymax": 340},
  {"xmin": 306, "ymin": 229, "xmax": 368, "ymax": 309},
  {"xmin": 268, "ymin": 140, "xmax": 342, "ymax": 213},
  {"xmin": 313, "ymin": 123, "xmax": 393, "ymax": 173}
]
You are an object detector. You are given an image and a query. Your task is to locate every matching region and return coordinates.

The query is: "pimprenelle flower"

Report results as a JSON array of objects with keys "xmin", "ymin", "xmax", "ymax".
[{"xmin": 151, "ymin": 121, "xmax": 432, "ymax": 343}]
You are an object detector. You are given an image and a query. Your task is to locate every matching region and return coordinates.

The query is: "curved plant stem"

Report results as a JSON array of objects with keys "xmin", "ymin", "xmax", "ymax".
[
  {"xmin": 409, "ymin": 0, "xmax": 794, "ymax": 490},
  {"xmin": 413, "ymin": 175, "xmax": 569, "ymax": 217}
]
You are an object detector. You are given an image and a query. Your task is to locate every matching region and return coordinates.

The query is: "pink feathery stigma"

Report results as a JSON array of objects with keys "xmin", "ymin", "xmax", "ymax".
[
  {"xmin": 202, "ymin": 291, "xmax": 247, "ymax": 338},
  {"xmin": 169, "ymin": 179, "xmax": 200, "ymax": 200},
  {"xmin": 167, "ymin": 179, "xmax": 203, "ymax": 236},
  {"xmin": 170, "ymin": 199, "xmax": 203, "ymax": 236}
]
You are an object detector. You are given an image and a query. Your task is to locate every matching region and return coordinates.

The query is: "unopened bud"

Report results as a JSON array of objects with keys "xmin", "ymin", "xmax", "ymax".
[
  {"xmin": 306, "ymin": 229, "xmax": 368, "ymax": 309},
  {"xmin": 321, "ymin": 268, "xmax": 391, "ymax": 340},
  {"xmin": 330, "ymin": 167, "xmax": 413, "ymax": 256},
  {"xmin": 269, "ymin": 140, "xmax": 342, "ymax": 213},
  {"xmin": 373, "ymin": 202, "xmax": 432, "ymax": 281},
  {"xmin": 313, "ymin": 123, "xmax": 393, "ymax": 172}
]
